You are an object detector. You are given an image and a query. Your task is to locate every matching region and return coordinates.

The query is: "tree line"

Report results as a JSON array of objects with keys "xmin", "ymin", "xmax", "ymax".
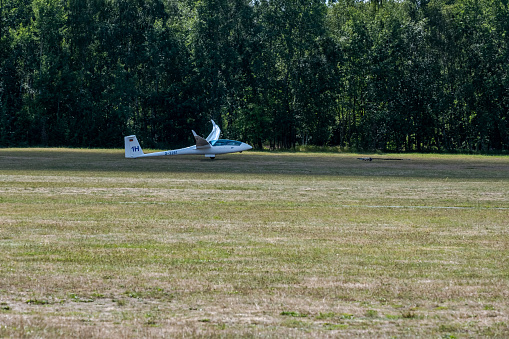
[{"xmin": 1, "ymin": 0, "xmax": 508, "ymax": 152}]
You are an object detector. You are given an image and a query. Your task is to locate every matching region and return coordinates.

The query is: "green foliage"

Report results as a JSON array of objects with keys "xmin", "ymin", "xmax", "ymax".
[
  {"xmin": 324, "ymin": 323, "xmax": 348, "ymax": 330},
  {"xmin": 26, "ymin": 299, "xmax": 49, "ymax": 305},
  {"xmin": 365, "ymin": 309, "xmax": 378, "ymax": 318},
  {"xmin": 281, "ymin": 311, "xmax": 308, "ymax": 317},
  {"xmin": 1, "ymin": 0, "xmax": 508, "ymax": 151},
  {"xmin": 315, "ymin": 312, "xmax": 335, "ymax": 319}
]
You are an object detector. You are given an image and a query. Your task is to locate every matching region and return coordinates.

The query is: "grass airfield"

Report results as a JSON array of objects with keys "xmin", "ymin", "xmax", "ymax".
[{"xmin": 0, "ymin": 149, "xmax": 508, "ymax": 338}]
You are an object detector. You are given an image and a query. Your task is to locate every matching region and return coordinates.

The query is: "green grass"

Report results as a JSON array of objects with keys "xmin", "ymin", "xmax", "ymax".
[{"xmin": 0, "ymin": 148, "xmax": 508, "ymax": 337}]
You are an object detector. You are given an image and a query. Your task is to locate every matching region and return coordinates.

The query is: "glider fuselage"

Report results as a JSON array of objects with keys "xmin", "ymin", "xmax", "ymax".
[{"xmin": 127, "ymin": 140, "xmax": 252, "ymax": 158}]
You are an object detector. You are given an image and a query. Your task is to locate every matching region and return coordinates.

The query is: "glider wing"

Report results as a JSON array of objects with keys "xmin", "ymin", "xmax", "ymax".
[
  {"xmin": 206, "ymin": 120, "xmax": 221, "ymax": 142},
  {"xmin": 192, "ymin": 130, "xmax": 212, "ymax": 149}
]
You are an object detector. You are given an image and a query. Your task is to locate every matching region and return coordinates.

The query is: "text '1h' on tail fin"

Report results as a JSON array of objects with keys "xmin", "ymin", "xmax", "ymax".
[{"xmin": 124, "ymin": 135, "xmax": 144, "ymax": 158}]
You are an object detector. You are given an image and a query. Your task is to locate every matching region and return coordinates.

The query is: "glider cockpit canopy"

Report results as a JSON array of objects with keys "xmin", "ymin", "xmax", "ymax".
[{"xmin": 210, "ymin": 139, "xmax": 243, "ymax": 146}]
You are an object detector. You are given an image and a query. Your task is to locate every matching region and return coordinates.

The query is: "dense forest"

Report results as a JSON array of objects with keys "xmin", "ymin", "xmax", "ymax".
[{"xmin": 1, "ymin": 0, "xmax": 508, "ymax": 151}]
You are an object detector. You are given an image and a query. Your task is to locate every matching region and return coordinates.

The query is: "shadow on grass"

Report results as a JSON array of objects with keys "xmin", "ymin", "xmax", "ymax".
[{"xmin": 0, "ymin": 148, "xmax": 508, "ymax": 179}]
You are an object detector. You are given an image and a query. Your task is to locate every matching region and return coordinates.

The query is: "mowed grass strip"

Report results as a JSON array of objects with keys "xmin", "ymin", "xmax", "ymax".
[{"xmin": 0, "ymin": 149, "xmax": 508, "ymax": 338}]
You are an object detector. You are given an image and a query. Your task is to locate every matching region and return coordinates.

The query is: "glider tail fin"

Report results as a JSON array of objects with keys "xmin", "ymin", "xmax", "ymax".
[{"xmin": 124, "ymin": 135, "xmax": 144, "ymax": 158}]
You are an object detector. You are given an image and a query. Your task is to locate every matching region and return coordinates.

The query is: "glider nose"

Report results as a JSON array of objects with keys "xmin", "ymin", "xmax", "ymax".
[{"xmin": 242, "ymin": 143, "xmax": 253, "ymax": 151}]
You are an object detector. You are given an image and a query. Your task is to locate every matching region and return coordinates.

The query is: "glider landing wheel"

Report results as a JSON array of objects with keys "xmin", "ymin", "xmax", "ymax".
[{"xmin": 209, "ymin": 157, "xmax": 215, "ymax": 160}]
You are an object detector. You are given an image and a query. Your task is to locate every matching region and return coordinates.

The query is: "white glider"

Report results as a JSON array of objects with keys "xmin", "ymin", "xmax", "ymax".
[{"xmin": 124, "ymin": 120, "xmax": 252, "ymax": 159}]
